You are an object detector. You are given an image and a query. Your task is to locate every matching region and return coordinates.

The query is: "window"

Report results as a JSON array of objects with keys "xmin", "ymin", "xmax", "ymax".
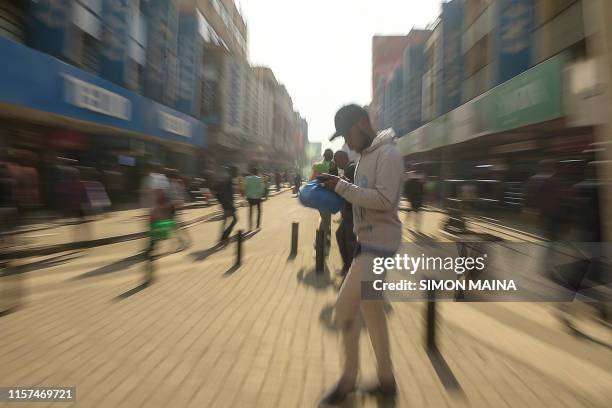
[
  {"xmin": 464, "ymin": 34, "xmax": 490, "ymax": 78},
  {"xmin": 0, "ymin": 0, "xmax": 27, "ymax": 43},
  {"xmin": 81, "ymin": 32, "xmax": 100, "ymax": 73}
]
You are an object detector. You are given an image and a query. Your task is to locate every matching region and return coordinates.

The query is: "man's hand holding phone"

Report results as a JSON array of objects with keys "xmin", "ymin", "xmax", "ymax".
[{"xmin": 317, "ymin": 173, "xmax": 340, "ymax": 191}]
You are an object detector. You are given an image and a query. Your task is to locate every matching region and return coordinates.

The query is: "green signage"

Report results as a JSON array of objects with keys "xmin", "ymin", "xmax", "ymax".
[
  {"xmin": 483, "ymin": 54, "xmax": 564, "ymax": 132},
  {"xmin": 399, "ymin": 54, "xmax": 565, "ymax": 156}
]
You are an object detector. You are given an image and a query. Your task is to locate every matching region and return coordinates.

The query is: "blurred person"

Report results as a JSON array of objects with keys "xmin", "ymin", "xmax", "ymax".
[
  {"xmin": 214, "ymin": 166, "xmax": 238, "ymax": 244},
  {"xmin": 168, "ymin": 169, "xmax": 192, "ymax": 250},
  {"xmin": 141, "ymin": 163, "xmax": 170, "ymax": 209},
  {"xmin": 263, "ymin": 173, "xmax": 270, "ymax": 200},
  {"xmin": 293, "ymin": 170, "xmax": 302, "ymax": 195},
  {"xmin": 424, "ymin": 176, "xmax": 437, "ymax": 205},
  {"xmin": 238, "ymin": 173, "xmax": 246, "ymax": 197},
  {"xmin": 245, "ymin": 166, "xmax": 265, "ymax": 230},
  {"xmin": 572, "ymin": 162, "xmax": 602, "ymax": 242},
  {"xmin": 200, "ymin": 177, "xmax": 213, "ymax": 205},
  {"xmin": 275, "ymin": 170, "xmax": 282, "ymax": 192},
  {"xmin": 333, "ymin": 150, "xmax": 357, "ymax": 277},
  {"xmin": 55, "ymin": 162, "xmax": 92, "ymax": 242},
  {"xmin": 0, "ymin": 162, "xmax": 17, "ymax": 239},
  {"xmin": 141, "ymin": 164, "xmax": 172, "ymax": 282},
  {"xmin": 319, "ymin": 104, "xmax": 403, "ymax": 404},
  {"xmin": 404, "ymin": 171, "xmax": 425, "ymax": 232},
  {"xmin": 102, "ymin": 164, "xmax": 125, "ymax": 207},
  {"xmin": 525, "ymin": 159, "xmax": 555, "ymax": 212},
  {"xmin": 535, "ymin": 161, "xmax": 568, "ymax": 241},
  {"xmin": 4, "ymin": 150, "xmax": 41, "ymax": 217},
  {"xmin": 311, "ymin": 148, "xmax": 336, "ymax": 248}
]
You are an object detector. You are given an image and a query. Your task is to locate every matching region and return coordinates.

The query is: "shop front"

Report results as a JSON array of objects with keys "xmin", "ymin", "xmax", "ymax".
[{"xmin": 0, "ymin": 35, "xmax": 207, "ymax": 169}]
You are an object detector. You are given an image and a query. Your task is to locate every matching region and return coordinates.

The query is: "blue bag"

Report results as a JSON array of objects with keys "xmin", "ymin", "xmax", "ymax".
[{"xmin": 298, "ymin": 181, "xmax": 345, "ymax": 214}]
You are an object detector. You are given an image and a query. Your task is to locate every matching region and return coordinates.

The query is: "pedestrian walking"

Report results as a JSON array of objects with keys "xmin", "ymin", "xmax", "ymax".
[
  {"xmin": 142, "ymin": 163, "xmax": 172, "ymax": 283},
  {"xmin": 405, "ymin": 171, "xmax": 424, "ymax": 232},
  {"xmin": 275, "ymin": 171, "xmax": 282, "ymax": 192},
  {"xmin": 293, "ymin": 170, "xmax": 302, "ymax": 195},
  {"xmin": 311, "ymin": 148, "xmax": 336, "ymax": 248},
  {"xmin": 245, "ymin": 166, "xmax": 265, "ymax": 230},
  {"xmin": 333, "ymin": 150, "xmax": 357, "ymax": 277},
  {"xmin": 319, "ymin": 104, "xmax": 403, "ymax": 404},
  {"xmin": 214, "ymin": 166, "xmax": 238, "ymax": 244},
  {"xmin": 167, "ymin": 168, "xmax": 192, "ymax": 250}
]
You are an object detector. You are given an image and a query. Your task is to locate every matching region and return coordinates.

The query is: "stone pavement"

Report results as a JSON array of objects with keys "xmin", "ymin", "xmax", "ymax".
[{"xmin": 0, "ymin": 194, "xmax": 610, "ymax": 407}]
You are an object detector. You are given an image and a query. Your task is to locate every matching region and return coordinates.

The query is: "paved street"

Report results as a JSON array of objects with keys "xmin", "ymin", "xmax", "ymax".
[{"xmin": 1, "ymin": 192, "xmax": 611, "ymax": 407}]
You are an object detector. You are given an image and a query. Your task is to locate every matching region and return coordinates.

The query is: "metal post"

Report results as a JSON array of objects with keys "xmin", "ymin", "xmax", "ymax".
[
  {"xmin": 235, "ymin": 229, "xmax": 243, "ymax": 267},
  {"xmin": 426, "ymin": 285, "xmax": 437, "ymax": 351},
  {"xmin": 316, "ymin": 228, "xmax": 324, "ymax": 273},
  {"xmin": 290, "ymin": 222, "xmax": 299, "ymax": 257}
]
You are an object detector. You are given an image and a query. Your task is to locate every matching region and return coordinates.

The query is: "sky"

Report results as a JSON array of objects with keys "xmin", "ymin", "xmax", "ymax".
[{"xmin": 239, "ymin": 0, "xmax": 442, "ymax": 153}]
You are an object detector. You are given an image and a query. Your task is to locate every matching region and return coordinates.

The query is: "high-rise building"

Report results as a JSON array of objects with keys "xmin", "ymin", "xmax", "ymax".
[
  {"xmin": 177, "ymin": 0, "xmax": 306, "ymax": 170},
  {"xmin": 178, "ymin": 0, "xmax": 247, "ymax": 58}
]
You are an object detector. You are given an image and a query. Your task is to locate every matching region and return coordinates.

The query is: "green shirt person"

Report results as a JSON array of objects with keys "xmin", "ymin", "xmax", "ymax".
[
  {"xmin": 245, "ymin": 173, "xmax": 265, "ymax": 199},
  {"xmin": 245, "ymin": 167, "xmax": 265, "ymax": 230},
  {"xmin": 310, "ymin": 148, "xmax": 337, "ymax": 180}
]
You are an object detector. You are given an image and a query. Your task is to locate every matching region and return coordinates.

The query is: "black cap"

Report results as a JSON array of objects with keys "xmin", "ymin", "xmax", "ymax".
[{"xmin": 330, "ymin": 104, "xmax": 369, "ymax": 141}]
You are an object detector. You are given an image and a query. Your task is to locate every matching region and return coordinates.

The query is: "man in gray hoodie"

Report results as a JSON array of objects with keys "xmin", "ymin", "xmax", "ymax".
[{"xmin": 319, "ymin": 104, "xmax": 404, "ymax": 404}]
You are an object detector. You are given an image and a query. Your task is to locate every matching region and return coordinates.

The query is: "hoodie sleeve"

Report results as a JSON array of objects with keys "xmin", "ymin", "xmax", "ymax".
[{"xmin": 334, "ymin": 146, "xmax": 404, "ymax": 211}]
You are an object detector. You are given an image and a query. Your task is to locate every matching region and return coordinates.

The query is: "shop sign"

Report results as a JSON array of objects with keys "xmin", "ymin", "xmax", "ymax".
[
  {"xmin": 483, "ymin": 54, "xmax": 564, "ymax": 132},
  {"xmin": 0, "ymin": 36, "xmax": 208, "ymax": 147},
  {"xmin": 63, "ymin": 74, "xmax": 131, "ymax": 120},
  {"xmin": 159, "ymin": 111, "xmax": 192, "ymax": 138},
  {"xmin": 565, "ymin": 58, "xmax": 608, "ymax": 127},
  {"xmin": 448, "ymin": 99, "xmax": 479, "ymax": 145},
  {"xmin": 423, "ymin": 114, "xmax": 448, "ymax": 150}
]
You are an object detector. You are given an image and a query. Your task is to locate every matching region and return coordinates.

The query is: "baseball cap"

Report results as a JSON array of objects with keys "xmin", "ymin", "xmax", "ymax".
[{"xmin": 329, "ymin": 104, "xmax": 369, "ymax": 141}]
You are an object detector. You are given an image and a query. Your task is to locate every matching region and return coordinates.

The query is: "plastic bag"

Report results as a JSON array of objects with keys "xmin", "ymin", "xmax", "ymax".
[
  {"xmin": 150, "ymin": 219, "xmax": 176, "ymax": 240},
  {"xmin": 298, "ymin": 181, "xmax": 345, "ymax": 214}
]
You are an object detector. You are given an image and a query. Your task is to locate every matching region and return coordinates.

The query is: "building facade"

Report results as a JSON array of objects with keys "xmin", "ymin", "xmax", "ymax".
[
  {"xmin": 0, "ymin": 0, "xmax": 307, "ymax": 182},
  {"xmin": 178, "ymin": 0, "xmax": 308, "ymax": 171},
  {"xmin": 0, "ymin": 0, "xmax": 206, "ymax": 180},
  {"xmin": 395, "ymin": 0, "xmax": 600, "ymax": 213},
  {"xmin": 373, "ymin": 29, "xmax": 431, "ymax": 135}
]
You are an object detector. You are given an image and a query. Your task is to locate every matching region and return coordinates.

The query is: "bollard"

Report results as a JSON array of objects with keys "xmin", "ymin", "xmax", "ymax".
[
  {"xmin": 316, "ymin": 228, "xmax": 324, "ymax": 273},
  {"xmin": 290, "ymin": 222, "xmax": 299, "ymax": 257},
  {"xmin": 235, "ymin": 229, "xmax": 243, "ymax": 267},
  {"xmin": 426, "ymin": 285, "xmax": 437, "ymax": 351}
]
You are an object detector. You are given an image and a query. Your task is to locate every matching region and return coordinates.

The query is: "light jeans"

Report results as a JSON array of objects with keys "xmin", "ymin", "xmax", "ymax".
[{"xmin": 334, "ymin": 251, "xmax": 394, "ymax": 388}]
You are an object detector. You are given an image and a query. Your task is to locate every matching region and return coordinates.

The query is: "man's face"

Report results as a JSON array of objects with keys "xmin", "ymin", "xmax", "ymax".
[
  {"xmin": 334, "ymin": 153, "xmax": 349, "ymax": 170},
  {"xmin": 344, "ymin": 121, "xmax": 367, "ymax": 153}
]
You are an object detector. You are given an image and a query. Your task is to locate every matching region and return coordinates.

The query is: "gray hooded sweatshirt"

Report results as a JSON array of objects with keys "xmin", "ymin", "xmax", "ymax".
[{"xmin": 334, "ymin": 128, "xmax": 404, "ymax": 255}]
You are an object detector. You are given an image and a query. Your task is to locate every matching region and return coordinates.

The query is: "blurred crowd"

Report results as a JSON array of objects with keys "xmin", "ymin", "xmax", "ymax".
[
  {"xmin": 403, "ymin": 158, "xmax": 609, "ymax": 242},
  {"xmin": 0, "ymin": 146, "xmax": 304, "ymax": 232}
]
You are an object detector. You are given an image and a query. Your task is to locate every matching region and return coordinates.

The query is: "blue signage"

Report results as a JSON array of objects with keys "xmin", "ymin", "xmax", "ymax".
[
  {"xmin": 0, "ymin": 36, "xmax": 206, "ymax": 147},
  {"xmin": 496, "ymin": 0, "xmax": 535, "ymax": 84}
]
